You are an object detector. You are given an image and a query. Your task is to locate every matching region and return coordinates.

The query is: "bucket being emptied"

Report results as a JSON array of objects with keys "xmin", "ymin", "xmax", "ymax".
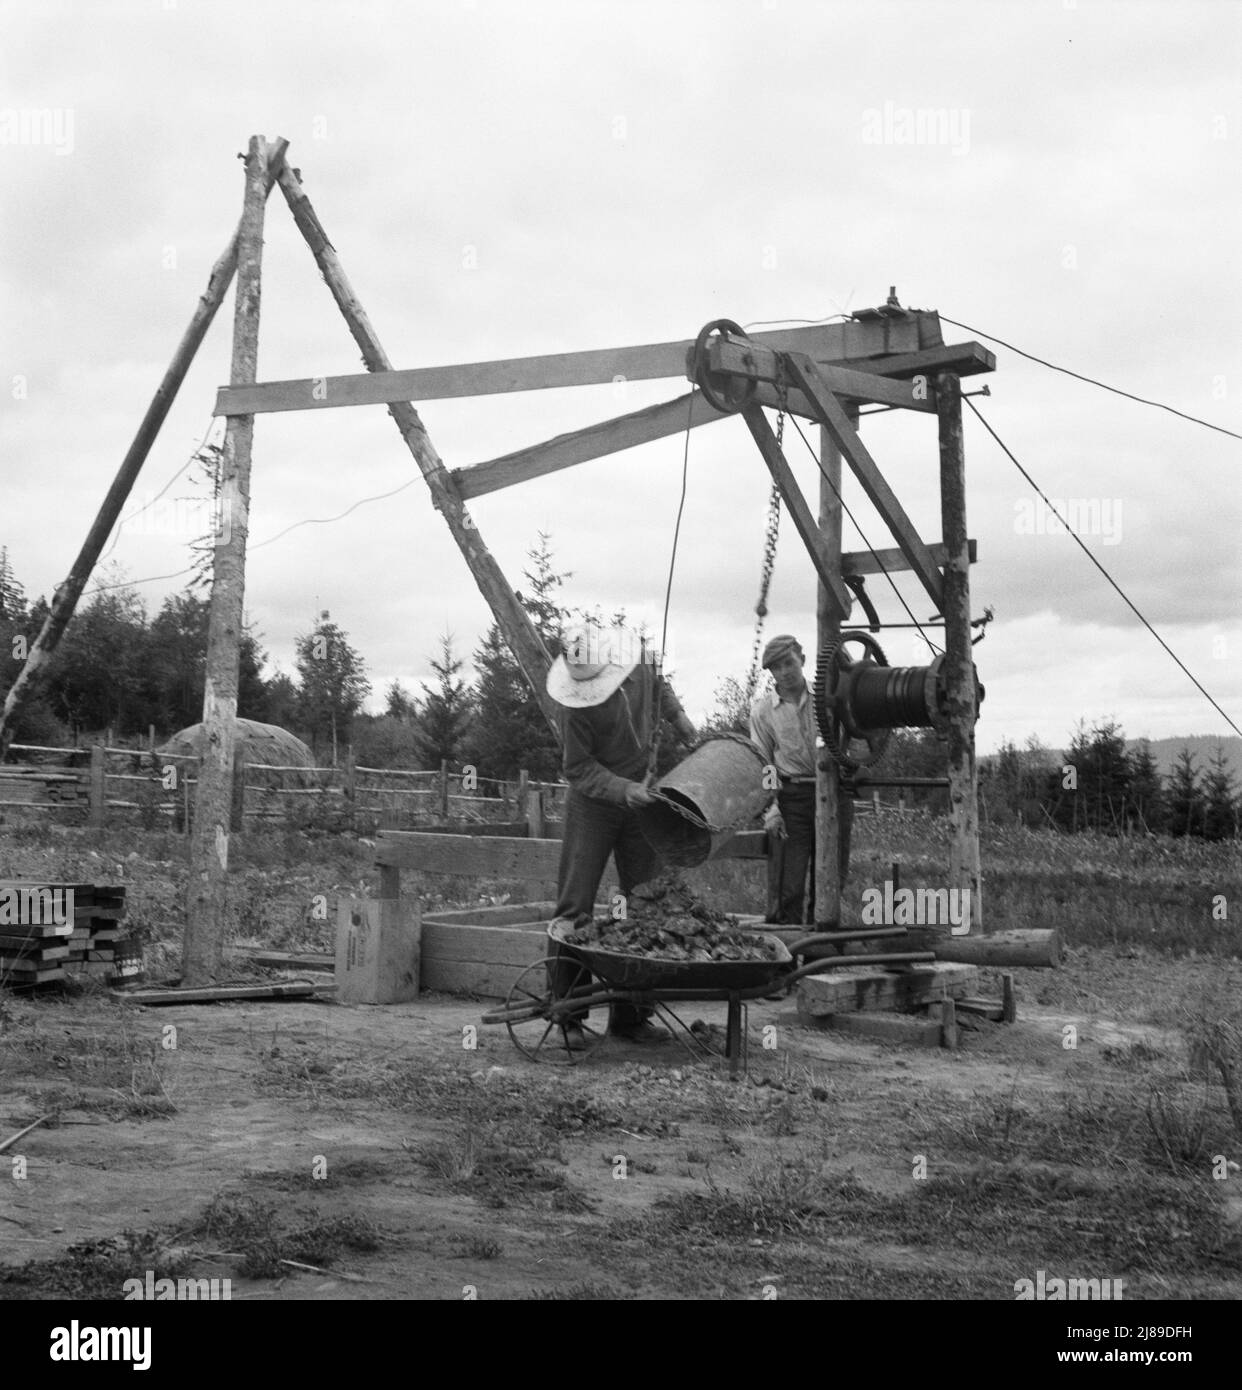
[{"xmin": 636, "ymin": 735, "xmax": 769, "ymax": 867}]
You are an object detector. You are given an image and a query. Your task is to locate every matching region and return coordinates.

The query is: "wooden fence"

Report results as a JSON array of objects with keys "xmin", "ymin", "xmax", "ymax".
[{"xmin": 0, "ymin": 744, "xmax": 569, "ymax": 834}]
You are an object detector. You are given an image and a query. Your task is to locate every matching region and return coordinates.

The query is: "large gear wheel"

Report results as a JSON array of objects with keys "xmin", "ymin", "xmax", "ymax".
[{"xmin": 814, "ymin": 630, "xmax": 894, "ymax": 771}]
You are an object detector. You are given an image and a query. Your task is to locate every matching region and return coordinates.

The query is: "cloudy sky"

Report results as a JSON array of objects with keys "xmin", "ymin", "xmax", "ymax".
[{"xmin": 3, "ymin": 0, "xmax": 1239, "ymax": 754}]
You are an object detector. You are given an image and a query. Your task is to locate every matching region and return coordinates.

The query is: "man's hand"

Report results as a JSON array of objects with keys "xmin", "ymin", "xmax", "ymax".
[
  {"xmin": 625, "ymin": 781, "xmax": 655, "ymax": 808},
  {"xmin": 763, "ymin": 803, "xmax": 786, "ymax": 839}
]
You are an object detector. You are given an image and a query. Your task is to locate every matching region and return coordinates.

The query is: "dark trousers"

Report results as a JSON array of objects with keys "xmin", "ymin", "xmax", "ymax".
[
  {"xmin": 551, "ymin": 787, "xmax": 661, "ymax": 1027},
  {"xmin": 765, "ymin": 782, "xmax": 816, "ymax": 925}
]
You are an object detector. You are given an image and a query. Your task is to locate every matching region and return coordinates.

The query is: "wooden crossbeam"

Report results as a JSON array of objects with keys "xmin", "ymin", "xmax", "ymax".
[
  {"xmin": 782, "ymin": 354, "xmax": 946, "ymax": 612},
  {"xmin": 212, "ymin": 318, "xmax": 926, "ymax": 417},
  {"xmin": 839, "ymin": 341, "xmax": 995, "ymax": 380},
  {"xmin": 707, "ymin": 338, "xmax": 935, "ymax": 412},
  {"xmin": 842, "ymin": 539, "xmax": 976, "ymax": 577},
  {"xmin": 739, "ymin": 406, "xmax": 853, "ymax": 622}
]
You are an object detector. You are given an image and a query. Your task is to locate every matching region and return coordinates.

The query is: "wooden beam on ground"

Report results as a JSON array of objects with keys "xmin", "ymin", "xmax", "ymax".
[
  {"xmin": 842, "ymin": 539, "xmax": 976, "ymax": 577},
  {"xmin": 276, "ymin": 164, "xmax": 560, "ymax": 738},
  {"xmin": 796, "ymin": 961, "xmax": 979, "ymax": 1017},
  {"xmin": 739, "ymin": 405, "xmax": 853, "ymax": 622},
  {"xmin": 0, "ymin": 138, "xmax": 289, "ymax": 759},
  {"xmin": 212, "ymin": 319, "xmax": 927, "ymax": 416},
  {"xmin": 783, "ymin": 353, "xmax": 946, "ymax": 612},
  {"xmin": 111, "ymin": 981, "xmax": 321, "ymax": 1005},
  {"xmin": 184, "ymin": 136, "xmax": 270, "ymax": 987}
]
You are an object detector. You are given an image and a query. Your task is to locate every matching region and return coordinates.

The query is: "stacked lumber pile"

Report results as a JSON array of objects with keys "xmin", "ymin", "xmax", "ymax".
[{"xmin": 0, "ymin": 881, "xmax": 132, "ymax": 986}]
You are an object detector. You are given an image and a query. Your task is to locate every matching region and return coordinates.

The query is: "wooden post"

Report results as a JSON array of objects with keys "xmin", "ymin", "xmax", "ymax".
[
  {"xmin": 184, "ymin": 136, "xmax": 270, "ymax": 986},
  {"xmin": 89, "ymin": 745, "xmax": 105, "ymax": 828},
  {"xmin": 517, "ymin": 768, "xmax": 529, "ymax": 821},
  {"xmin": 0, "ymin": 140, "xmax": 288, "ymax": 759},
  {"xmin": 935, "ymin": 372, "xmax": 983, "ymax": 933},
  {"xmin": 526, "ymin": 786, "xmax": 545, "ymax": 839},
  {"xmin": 276, "ymin": 165, "xmax": 560, "ymax": 740},
  {"xmin": 344, "ymin": 750, "xmax": 357, "ymax": 802},
  {"xmin": 182, "ymin": 763, "xmax": 191, "ymax": 835},
  {"xmin": 440, "ymin": 759, "xmax": 450, "ymax": 818},
  {"xmin": 814, "ymin": 410, "xmax": 852, "ymax": 927},
  {"xmin": 148, "ymin": 724, "xmax": 156, "ymax": 753},
  {"xmin": 230, "ymin": 754, "xmax": 246, "ymax": 833}
]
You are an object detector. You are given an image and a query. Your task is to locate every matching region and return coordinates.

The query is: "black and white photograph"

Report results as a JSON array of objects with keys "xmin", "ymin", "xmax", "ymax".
[{"xmin": 1, "ymin": 0, "xmax": 1239, "ymax": 1338}]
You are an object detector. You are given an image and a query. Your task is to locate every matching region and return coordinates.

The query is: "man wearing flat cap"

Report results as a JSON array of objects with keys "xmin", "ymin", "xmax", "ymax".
[
  {"xmin": 546, "ymin": 624, "xmax": 697, "ymax": 1047},
  {"xmin": 749, "ymin": 634, "xmax": 818, "ymax": 924}
]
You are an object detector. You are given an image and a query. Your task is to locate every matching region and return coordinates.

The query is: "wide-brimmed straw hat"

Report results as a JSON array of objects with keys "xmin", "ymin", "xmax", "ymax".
[{"xmin": 546, "ymin": 626, "xmax": 639, "ymax": 708}]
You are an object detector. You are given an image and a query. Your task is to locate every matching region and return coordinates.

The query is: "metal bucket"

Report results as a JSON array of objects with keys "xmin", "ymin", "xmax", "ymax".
[{"xmin": 636, "ymin": 735, "xmax": 769, "ymax": 867}]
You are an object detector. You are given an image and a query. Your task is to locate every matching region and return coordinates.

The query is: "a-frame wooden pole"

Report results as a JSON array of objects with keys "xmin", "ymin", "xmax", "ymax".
[
  {"xmin": 275, "ymin": 165, "xmax": 560, "ymax": 738},
  {"xmin": 0, "ymin": 139, "xmax": 288, "ymax": 759},
  {"xmin": 183, "ymin": 136, "xmax": 270, "ymax": 985},
  {"xmin": 935, "ymin": 372, "xmax": 983, "ymax": 932},
  {"xmin": 813, "ymin": 411, "xmax": 853, "ymax": 927}
]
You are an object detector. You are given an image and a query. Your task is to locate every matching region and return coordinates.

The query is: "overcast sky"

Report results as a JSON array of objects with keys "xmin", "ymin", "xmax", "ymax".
[{"xmin": 2, "ymin": 0, "xmax": 1239, "ymax": 754}]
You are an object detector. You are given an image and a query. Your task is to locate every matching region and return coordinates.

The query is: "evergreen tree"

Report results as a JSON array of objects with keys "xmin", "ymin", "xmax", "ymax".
[
  {"xmin": 1166, "ymin": 747, "xmax": 1204, "ymax": 839},
  {"xmin": 262, "ymin": 672, "xmax": 300, "ymax": 733},
  {"xmin": 702, "ymin": 675, "xmax": 751, "ymax": 737},
  {"xmin": 385, "ymin": 680, "xmax": 417, "ymax": 721},
  {"xmin": 1202, "ymin": 745, "xmax": 1239, "ymax": 841},
  {"xmin": 462, "ymin": 536, "xmax": 570, "ymax": 782},
  {"xmin": 1126, "ymin": 740, "xmax": 1165, "ymax": 833},
  {"xmin": 0, "ymin": 547, "xmax": 26, "ymax": 620},
  {"xmin": 414, "ymin": 632, "xmax": 471, "ymax": 770},
  {"xmin": 295, "ymin": 615, "xmax": 371, "ymax": 763}
]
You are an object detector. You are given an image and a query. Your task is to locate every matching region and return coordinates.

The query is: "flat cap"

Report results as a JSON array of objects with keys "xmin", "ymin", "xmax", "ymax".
[{"xmin": 761, "ymin": 634, "xmax": 804, "ymax": 669}]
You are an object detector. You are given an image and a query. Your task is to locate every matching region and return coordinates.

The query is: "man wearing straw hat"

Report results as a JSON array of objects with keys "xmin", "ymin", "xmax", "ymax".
[
  {"xmin": 546, "ymin": 623, "xmax": 697, "ymax": 1049},
  {"xmin": 749, "ymin": 633, "xmax": 818, "ymax": 925}
]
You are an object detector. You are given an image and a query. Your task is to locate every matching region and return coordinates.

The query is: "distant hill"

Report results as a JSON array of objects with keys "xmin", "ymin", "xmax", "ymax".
[{"xmin": 1125, "ymin": 736, "xmax": 1242, "ymax": 781}]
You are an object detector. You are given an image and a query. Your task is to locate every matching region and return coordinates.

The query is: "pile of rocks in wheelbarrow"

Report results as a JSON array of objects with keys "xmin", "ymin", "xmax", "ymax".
[{"xmin": 569, "ymin": 872, "xmax": 780, "ymax": 963}]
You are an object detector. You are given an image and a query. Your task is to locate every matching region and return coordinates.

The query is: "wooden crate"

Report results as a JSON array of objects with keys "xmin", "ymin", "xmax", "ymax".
[{"xmin": 420, "ymin": 901, "xmax": 557, "ymax": 999}]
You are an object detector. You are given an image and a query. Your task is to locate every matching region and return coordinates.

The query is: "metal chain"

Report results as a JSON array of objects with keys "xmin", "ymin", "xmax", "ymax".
[{"xmin": 744, "ymin": 378, "xmax": 786, "ymax": 703}]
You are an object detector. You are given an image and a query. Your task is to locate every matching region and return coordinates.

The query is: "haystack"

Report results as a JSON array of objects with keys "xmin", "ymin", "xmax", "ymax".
[{"xmin": 155, "ymin": 719, "xmax": 316, "ymax": 786}]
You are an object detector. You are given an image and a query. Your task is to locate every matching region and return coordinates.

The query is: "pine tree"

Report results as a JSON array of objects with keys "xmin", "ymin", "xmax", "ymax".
[
  {"xmin": 1202, "ymin": 745, "xmax": 1239, "ymax": 841},
  {"xmin": 414, "ymin": 632, "xmax": 472, "ymax": 769},
  {"xmin": 0, "ymin": 547, "xmax": 26, "ymax": 620},
  {"xmin": 385, "ymin": 680, "xmax": 417, "ymax": 721},
  {"xmin": 462, "ymin": 536, "xmax": 570, "ymax": 781},
  {"xmin": 1126, "ymin": 740, "xmax": 1164, "ymax": 833},
  {"xmin": 1166, "ymin": 747, "xmax": 1204, "ymax": 839},
  {"xmin": 295, "ymin": 615, "xmax": 371, "ymax": 764}
]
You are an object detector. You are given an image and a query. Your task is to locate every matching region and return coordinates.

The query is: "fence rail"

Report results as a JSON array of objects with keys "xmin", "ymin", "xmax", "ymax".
[{"xmin": 0, "ymin": 743, "xmax": 570, "ymax": 833}]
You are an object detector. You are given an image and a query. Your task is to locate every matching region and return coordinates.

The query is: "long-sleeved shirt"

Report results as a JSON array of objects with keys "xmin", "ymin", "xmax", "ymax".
[
  {"xmin": 749, "ymin": 685, "xmax": 817, "ymax": 780},
  {"xmin": 560, "ymin": 665, "xmax": 688, "ymax": 805}
]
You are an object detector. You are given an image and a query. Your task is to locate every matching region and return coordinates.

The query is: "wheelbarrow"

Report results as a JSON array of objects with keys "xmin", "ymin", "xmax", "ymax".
[{"xmin": 480, "ymin": 919, "xmax": 935, "ymax": 1077}]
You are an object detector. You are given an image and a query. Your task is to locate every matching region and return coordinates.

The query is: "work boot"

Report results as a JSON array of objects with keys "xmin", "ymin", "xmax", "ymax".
[
  {"xmin": 609, "ymin": 1018, "xmax": 671, "ymax": 1043},
  {"xmin": 561, "ymin": 1022, "xmax": 589, "ymax": 1052}
]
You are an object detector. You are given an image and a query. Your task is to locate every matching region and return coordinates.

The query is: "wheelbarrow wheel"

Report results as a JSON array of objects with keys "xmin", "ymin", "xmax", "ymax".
[{"xmin": 505, "ymin": 957, "xmax": 604, "ymax": 1064}]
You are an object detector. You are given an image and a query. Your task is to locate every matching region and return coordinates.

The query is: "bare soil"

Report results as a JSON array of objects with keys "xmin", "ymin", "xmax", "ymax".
[{"xmin": 3, "ymin": 951, "xmax": 1240, "ymax": 1301}]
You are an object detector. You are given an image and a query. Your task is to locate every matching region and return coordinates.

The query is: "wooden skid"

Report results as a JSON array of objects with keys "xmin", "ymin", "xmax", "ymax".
[
  {"xmin": 815, "ymin": 1012, "xmax": 945, "ymax": 1047},
  {"xmin": 796, "ymin": 961, "xmax": 978, "ymax": 1018}
]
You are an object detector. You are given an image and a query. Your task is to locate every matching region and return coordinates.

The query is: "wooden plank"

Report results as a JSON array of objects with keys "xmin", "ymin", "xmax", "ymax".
[
  {"xmin": 839, "ymin": 341, "xmax": 995, "ymax": 381},
  {"xmin": 714, "ymin": 829, "xmax": 768, "ymax": 859},
  {"xmin": 796, "ymin": 961, "xmax": 978, "ymax": 1017},
  {"xmin": 377, "ymin": 832, "xmax": 563, "ymax": 882},
  {"xmin": 0, "ymin": 945, "xmax": 69, "ymax": 961},
  {"xmin": 708, "ymin": 338, "xmax": 936, "ymax": 412},
  {"xmin": 842, "ymin": 539, "xmax": 976, "ymax": 577},
  {"xmin": 108, "ymin": 981, "xmax": 321, "ymax": 1005},
  {"xmin": 783, "ymin": 354, "xmax": 946, "ymax": 611},
  {"xmin": 237, "ymin": 949, "xmax": 335, "ymax": 972},
  {"xmin": 422, "ymin": 902, "xmax": 558, "ymax": 928},
  {"xmin": 213, "ymin": 320, "xmax": 926, "ymax": 417},
  {"xmin": 422, "ymin": 958, "xmax": 541, "ymax": 999},
  {"xmin": 740, "ymin": 405, "xmax": 853, "ymax": 622},
  {"xmin": 421, "ymin": 922, "xmax": 550, "ymax": 968}
]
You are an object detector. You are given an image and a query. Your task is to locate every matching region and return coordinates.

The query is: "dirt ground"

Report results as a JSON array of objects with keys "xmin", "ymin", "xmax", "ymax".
[{"xmin": 3, "ymin": 955, "xmax": 1240, "ymax": 1301}]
